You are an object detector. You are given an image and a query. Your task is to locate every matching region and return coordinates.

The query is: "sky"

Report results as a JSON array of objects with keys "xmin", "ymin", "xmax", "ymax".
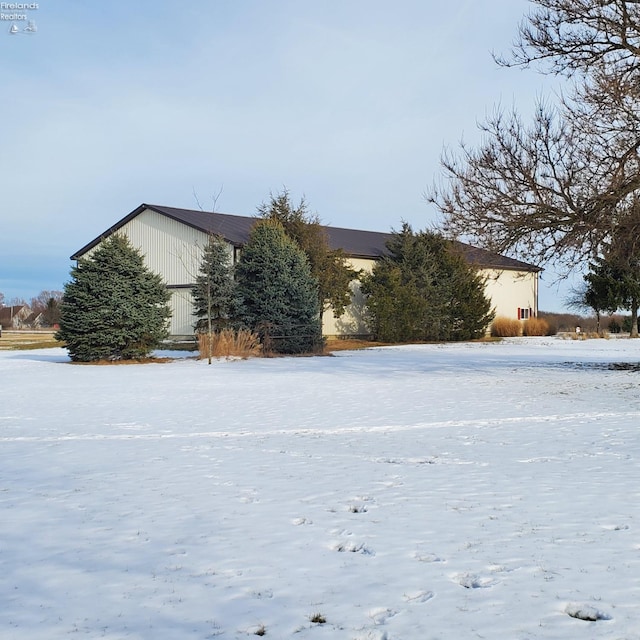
[{"xmin": 1, "ymin": 0, "xmax": 578, "ymax": 311}]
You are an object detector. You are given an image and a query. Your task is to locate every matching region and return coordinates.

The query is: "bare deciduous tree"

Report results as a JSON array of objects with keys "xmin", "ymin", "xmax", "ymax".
[
  {"xmin": 495, "ymin": 0, "xmax": 640, "ymax": 79},
  {"xmin": 429, "ymin": 1, "xmax": 640, "ymax": 279},
  {"xmin": 30, "ymin": 290, "xmax": 63, "ymax": 314}
]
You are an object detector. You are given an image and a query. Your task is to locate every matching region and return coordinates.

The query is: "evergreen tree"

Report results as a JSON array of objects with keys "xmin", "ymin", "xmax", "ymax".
[
  {"xmin": 235, "ymin": 220, "xmax": 321, "ymax": 354},
  {"xmin": 445, "ymin": 248, "xmax": 496, "ymax": 340},
  {"xmin": 258, "ymin": 189, "xmax": 357, "ymax": 320},
  {"xmin": 191, "ymin": 234, "xmax": 243, "ymax": 333},
  {"xmin": 584, "ymin": 252, "xmax": 640, "ymax": 338},
  {"xmin": 361, "ymin": 225, "xmax": 494, "ymax": 342},
  {"xmin": 57, "ymin": 234, "xmax": 171, "ymax": 361},
  {"xmin": 42, "ymin": 297, "xmax": 62, "ymax": 327}
]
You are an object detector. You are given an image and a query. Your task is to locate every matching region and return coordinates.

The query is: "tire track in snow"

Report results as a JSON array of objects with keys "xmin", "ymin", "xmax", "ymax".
[{"xmin": 1, "ymin": 410, "xmax": 638, "ymax": 443}]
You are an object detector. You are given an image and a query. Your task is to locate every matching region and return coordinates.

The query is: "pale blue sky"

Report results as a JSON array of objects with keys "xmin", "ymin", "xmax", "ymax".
[{"xmin": 1, "ymin": 0, "xmax": 576, "ymax": 311}]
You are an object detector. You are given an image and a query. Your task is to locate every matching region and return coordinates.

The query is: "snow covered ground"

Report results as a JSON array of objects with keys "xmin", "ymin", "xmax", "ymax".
[{"xmin": 1, "ymin": 337, "xmax": 640, "ymax": 639}]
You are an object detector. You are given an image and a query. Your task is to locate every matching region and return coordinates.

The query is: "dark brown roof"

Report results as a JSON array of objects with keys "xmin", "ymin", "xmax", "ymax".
[
  {"xmin": 0, "ymin": 305, "xmax": 27, "ymax": 325},
  {"xmin": 71, "ymin": 203, "xmax": 541, "ymax": 272},
  {"xmin": 450, "ymin": 241, "xmax": 540, "ymax": 271}
]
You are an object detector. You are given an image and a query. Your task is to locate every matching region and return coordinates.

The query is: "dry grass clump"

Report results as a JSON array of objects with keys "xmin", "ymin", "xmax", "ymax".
[
  {"xmin": 324, "ymin": 337, "xmax": 391, "ymax": 352},
  {"xmin": 522, "ymin": 317, "xmax": 550, "ymax": 336},
  {"xmin": 309, "ymin": 613, "xmax": 327, "ymax": 624},
  {"xmin": 72, "ymin": 357, "xmax": 175, "ymax": 366},
  {"xmin": 197, "ymin": 329, "xmax": 261, "ymax": 359},
  {"xmin": 490, "ymin": 317, "xmax": 521, "ymax": 337},
  {"xmin": 568, "ymin": 330, "xmax": 608, "ymax": 340}
]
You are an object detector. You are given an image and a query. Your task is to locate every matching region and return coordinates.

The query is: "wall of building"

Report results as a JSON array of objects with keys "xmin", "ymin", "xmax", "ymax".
[
  {"xmin": 481, "ymin": 269, "xmax": 538, "ymax": 320},
  {"xmin": 86, "ymin": 209, "xmax": 234, "ymax": 337},
  {"xmin": 166, "ymin": 288, "xmax": 197, "ymax": 337},
  {"xmin": 122, "ymin": 209, "xmax": 217, "ymax": 336},
  {"xmin": 322, "ymin": 257, "xmax": 375, "ymax": 337},
  {"xmin": 81, "ymin": 211, "xmax": 540, "ymax": 338},
  {"xmin": 121, "ymin": 209, "xmax": 217, "ymax": 284},
  {"xmin": 322, "ymin": 262, "xmax": 539, "ymax": 337}
]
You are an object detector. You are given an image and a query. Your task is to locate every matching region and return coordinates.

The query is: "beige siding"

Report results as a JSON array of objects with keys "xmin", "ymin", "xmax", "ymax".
[
  {"xmin": 82, "ymin": 209, "xmax": 235, "ymax": 337},
  {"xmin": 119, "ymin": 209, "xmax": 232, "ymax": 336},
  {"xmin": 168, "ymin": 288, "xmax": 197, "ymax": 337},
  {"xmin": 322, "ymin": 257, "xmax": 375, "ymax": 336},
  {"xmin": 480, "ymin": 269, "xmax": 538, "ymax": 319},
  {"xmin": 79, "ymin": 209, "xmax": 539, "ymax": 338},
  {"xmin": 324, "ymin": 261, "xmax": 539, "ymax": 337},
  {"xmin": 119, "ymin": 209, "xmax": 215, "ymax": 285}
]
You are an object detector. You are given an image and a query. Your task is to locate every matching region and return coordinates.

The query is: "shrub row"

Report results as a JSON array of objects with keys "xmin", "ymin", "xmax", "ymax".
[{"xmin": 490, "ymin": 316, "xmax": 552, "ymax": 337}]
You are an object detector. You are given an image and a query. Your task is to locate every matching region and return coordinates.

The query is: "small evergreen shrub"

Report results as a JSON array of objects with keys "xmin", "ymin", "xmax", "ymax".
[
  {"xmin": 608, "ymin": 318, "xmax": 621, "ymax": 333},
  {"xmin": 622, "ymin": 316, "xmax": 640, "ymax": 334},
  {"xmin": 197, "ymin": 329, "xmax": 261, "ymax": 359},
  {"xmin": 490, "ymin": 317, "xmax": 521, "ymax": 337},
  {"xmin": 522, "ymin": 317, "xmax": 549, "ymax": 336}
]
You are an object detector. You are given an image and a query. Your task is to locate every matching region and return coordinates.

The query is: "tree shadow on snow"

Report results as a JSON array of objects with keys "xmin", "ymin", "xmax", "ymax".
[{"xmin": 6, "ymin": 350, "xmax": 70, "ymax": 364}]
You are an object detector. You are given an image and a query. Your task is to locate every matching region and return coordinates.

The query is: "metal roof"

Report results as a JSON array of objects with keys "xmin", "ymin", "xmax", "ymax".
[{"xmin": 71, "ymin": 203, "xmax": 541, "ymax": 272}]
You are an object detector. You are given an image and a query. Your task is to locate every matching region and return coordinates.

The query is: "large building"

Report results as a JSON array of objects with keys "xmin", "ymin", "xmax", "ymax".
[{"xmin": 71, "ymin": 203, "xmax": 541, "ymax": 337}]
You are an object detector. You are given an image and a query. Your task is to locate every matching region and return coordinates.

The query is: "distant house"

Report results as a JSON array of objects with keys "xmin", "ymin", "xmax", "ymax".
[
  {"xmin": 25, "ymin": 311, "xmax": 44, "ymax": 328},
  {"xmin": 71, "ymin": 203, "xmax": 541, "ymax": 338},
  {"xmin": 0, "ymin": 305, "xmax": 32, "ymax": 330}
]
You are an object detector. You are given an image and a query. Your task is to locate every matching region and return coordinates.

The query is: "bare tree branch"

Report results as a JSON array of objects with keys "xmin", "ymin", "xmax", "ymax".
[
  {"xmin": 495, "ymin": 1, "xmax": 640, "ymax": 78},
  {"xmin": 430, "ymin": 1, "xmax": 640, "ymax": 274},
  {"xmin": 192, "ymin": 185, "xmax": 224, "ymax": 213}
]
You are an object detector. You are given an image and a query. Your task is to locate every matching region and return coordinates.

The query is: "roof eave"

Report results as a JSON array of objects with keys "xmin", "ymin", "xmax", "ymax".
[
  {"xmin": 476, "ymin": 262, "xmax": 543, "ymax": 273},
  {"xmin": 70, "ymin": 203, "xmax": 149, "ymax": 260}
]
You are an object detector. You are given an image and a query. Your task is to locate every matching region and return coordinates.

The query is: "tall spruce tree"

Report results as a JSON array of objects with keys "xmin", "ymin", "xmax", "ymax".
[
  {"xmin": 236, "ymin": 220, "xmax": 321, "ymax": 354},
  {"xmin": 257, "ymin": 189, "xmax": 357, "ymax": 321},
  {"xmin": 361, "ymin": 225, "xmax": 494, "ymax": 342},
  {"xmin": 191, "ymin": 234, "xmax": 243, "ymax": 334},
  {"xmin": 57, "ymin": 234, "xmax": 171, "ymax": 361}
]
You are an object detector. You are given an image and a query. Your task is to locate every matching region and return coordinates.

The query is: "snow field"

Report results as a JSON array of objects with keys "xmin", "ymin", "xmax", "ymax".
[{"xmin": 1, "ymin": 337, "xmax": 640, "ymax": 638}]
